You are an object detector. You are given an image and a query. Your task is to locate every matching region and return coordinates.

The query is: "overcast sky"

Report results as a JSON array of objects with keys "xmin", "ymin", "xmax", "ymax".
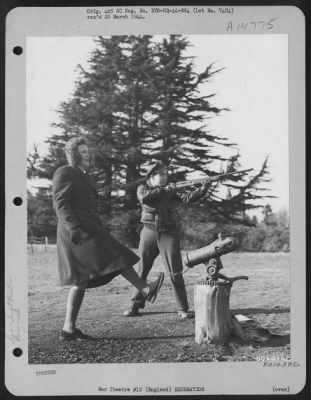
[{"xmin": 27, "ymin": 35, "xmax": 288, "ymax": 213}]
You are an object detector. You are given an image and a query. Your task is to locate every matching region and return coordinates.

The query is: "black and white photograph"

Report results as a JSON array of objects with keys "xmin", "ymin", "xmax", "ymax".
[{"xmin": 5, "ymin": 6, "xmax": 306, "ymax": 396}]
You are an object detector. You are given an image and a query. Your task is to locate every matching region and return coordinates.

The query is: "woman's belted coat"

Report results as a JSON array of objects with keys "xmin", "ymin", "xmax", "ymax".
[{"xmin": 52, "ymin": 165, "xmax": 139, "ymax": 288}]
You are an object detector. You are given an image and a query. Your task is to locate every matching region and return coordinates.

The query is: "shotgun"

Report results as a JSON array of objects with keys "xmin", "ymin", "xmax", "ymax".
[{"xmin": 175, "ymin": 168, "xmax": 253, "ymax": 189}]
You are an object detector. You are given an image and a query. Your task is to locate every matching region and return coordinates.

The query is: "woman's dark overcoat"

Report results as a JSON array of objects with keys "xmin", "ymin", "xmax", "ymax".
[{"xmin": 52, "ymin": 165, "xmax": 139, "ymax": 288}]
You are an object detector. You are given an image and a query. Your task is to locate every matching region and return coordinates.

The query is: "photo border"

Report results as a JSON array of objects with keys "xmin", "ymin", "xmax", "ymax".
[{"xmin": 2, "ymin": 0, "xmax": 310, "ymax": 397}]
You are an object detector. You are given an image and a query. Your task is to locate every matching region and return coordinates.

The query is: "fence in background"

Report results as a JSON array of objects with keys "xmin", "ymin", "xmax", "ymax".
[{"xmin": 28, "ymin": 236, "xmax": 49, "ymax": 253}]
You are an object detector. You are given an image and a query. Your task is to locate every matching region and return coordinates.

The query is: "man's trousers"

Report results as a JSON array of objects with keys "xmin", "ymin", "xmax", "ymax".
[{"xmin": 130, "ymin": 226, "xmax": 189, "ymax": 311}]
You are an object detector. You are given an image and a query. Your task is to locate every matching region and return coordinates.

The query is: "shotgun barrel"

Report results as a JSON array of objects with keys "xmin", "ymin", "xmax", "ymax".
[{"xmin": 175, "ymin": 168, "xmax": 252, "ymax": 189}]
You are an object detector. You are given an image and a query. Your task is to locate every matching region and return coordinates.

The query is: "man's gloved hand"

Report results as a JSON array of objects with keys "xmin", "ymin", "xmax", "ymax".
[
  {"xmin": 164, "ymin": 183, "xmax": 176, "ymax": 194},
  {"xmin": 70, "ymin": 227, "xmax": 89, "ymax": 245},
  {"xmin": 200, "ymin": 178, "xmax": 211, "ymax": 190}
]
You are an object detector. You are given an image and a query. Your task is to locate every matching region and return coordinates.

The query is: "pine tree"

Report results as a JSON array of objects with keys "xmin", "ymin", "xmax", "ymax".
[
  {"xmin": 38, "ymin": 35, "xmax": 160, "ymax": 211},
  {"xmin": 35, "ymin": 34, "xmax": 273, "ymax": 224},
  {"xmin": 205, "ymin": 156, "xmax": 275, "ymax": 224},
  {"xmin": 107, "ymin": 35, "xmax": 160, "ymax": 208},
  {"xmin": 137, "ymin": 35, "xmax": 272, "ymax": 223},
  {"xmin": 27, "ymin": 143, "xmax": 41, "ymax": 178},
  {"xmin": 144, "ymin": 35, "xmax": 232, "ymax": 179},
  {"xmin": 27, "ymin": 188, "xmax": 57, "ymax": 240}
]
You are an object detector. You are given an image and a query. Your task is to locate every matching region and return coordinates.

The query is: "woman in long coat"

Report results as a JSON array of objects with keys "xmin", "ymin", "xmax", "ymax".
[{"xmin": 53, "ymin": 137, "xmax": 163, "ymax": 340}]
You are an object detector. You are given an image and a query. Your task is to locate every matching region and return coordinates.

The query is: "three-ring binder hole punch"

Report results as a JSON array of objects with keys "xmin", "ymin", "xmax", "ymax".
[
  {"xmin": 13, "ymin": 46, "xmax": 23, "ymax": 55},
  {"xmin": 13, "ymin": 197, "xmax": 22, "ymax": 206},
  {"xmin": 13, "ymin": 348, "xmax": 23, "ymax": 357}
]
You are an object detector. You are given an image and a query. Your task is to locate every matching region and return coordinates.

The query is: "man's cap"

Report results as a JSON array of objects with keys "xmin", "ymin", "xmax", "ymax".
[{"xmin": 145, "ymin": 161, "xmax": 168, "ymax": 179}]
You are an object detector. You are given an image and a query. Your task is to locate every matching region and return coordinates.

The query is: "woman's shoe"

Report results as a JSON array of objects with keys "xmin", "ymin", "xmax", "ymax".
[
  {"xmin": 75, "ymin": 328, "xmax": 93, "ymax": 340},
  {"xmin": 59, "ymin": 329, "xmax": 77, "ymax": 341},
  {"xmin": 145, "ymin": 273, "xmax": 164, "ymax": 303},
  {"xmin": 60, "ymin": 328, "xmax": 92, "ymax": 341}
]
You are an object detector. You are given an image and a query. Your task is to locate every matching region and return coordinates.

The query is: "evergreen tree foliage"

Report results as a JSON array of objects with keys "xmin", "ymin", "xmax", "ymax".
[
  {"xmin": 31, "ymin": 34, "xmax": 273, "ymax": 224},
  {"xmin": 27, "ymin": 188, "xmax": 57, "ymax": 240},
  {"xmin": 27, "ymin": 143, "xmax": 41, "ymax": 179},
  {"xmin": 147, "ymin": 35, "xmax": 231, "ymax": 178}
]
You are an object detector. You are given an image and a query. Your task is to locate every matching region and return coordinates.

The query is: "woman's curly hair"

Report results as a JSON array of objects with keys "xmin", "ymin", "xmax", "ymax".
[{"xmin": 64, "ymin": 137, "xmax": 87, "ymax": 167}]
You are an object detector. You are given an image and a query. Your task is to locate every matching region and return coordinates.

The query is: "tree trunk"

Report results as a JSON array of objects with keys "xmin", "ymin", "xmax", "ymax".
[
  {"xmin": 194, "ymin": 281, "xmax": 234, "ymax": 344},
  {"xmin": 125, "ymin": 101, "xmax": 141, "ymax": 209}
]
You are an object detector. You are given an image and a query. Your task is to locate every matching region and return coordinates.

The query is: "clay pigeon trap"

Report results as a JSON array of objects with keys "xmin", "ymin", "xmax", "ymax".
[{"xmin": 184, "ymin": 234, "xmax": 249, "ymax": 344}]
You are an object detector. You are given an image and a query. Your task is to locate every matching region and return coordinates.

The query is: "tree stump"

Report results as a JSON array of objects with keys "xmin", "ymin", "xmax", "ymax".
[{"xmin": 194, "ymin": 280, "xmax": 236, "ymax": 344}]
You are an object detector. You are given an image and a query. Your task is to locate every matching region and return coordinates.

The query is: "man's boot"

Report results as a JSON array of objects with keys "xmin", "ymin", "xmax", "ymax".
[{"xmin": 123, "ymin": 305, "xmax": 141, "ymax": 317}]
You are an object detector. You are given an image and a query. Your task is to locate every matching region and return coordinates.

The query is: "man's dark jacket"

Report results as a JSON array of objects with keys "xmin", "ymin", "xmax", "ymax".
[
  {"xmin": 137, "ymin": 183, "xmax": 207, "ymax": 232},
  {"xmin": 53, "ymin": 165, "xmax": 139, "ymax": 288}
]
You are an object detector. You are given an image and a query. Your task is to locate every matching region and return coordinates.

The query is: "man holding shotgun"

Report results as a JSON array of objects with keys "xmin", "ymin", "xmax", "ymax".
[
  {"xmin": 124, "ymin": 161, "xmax": 210, "ymax": 319},
  {"xmin": 124, "ymin": 161, "xmax": 251, "ymax": 318}
]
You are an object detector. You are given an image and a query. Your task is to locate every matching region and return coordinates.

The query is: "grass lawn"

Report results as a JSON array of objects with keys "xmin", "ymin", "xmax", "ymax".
[{"xmin": 28, "ymin": 247, "xmax": 290, "ymax": 363}]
